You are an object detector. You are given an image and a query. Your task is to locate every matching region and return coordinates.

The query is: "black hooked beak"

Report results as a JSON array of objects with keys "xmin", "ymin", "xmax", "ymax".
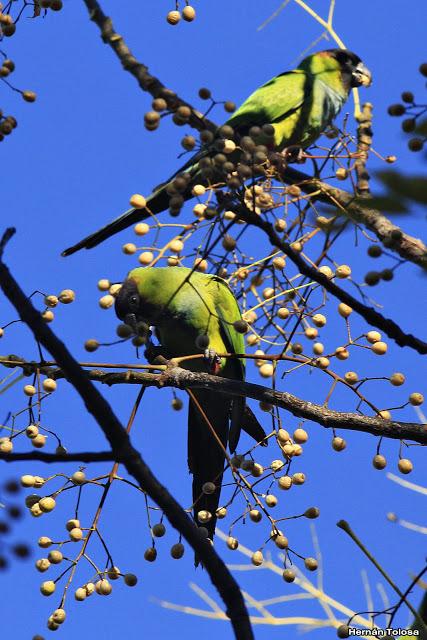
[{"xmin": 352, "ymin": 62, "xmax": 372, "ymax": 87}]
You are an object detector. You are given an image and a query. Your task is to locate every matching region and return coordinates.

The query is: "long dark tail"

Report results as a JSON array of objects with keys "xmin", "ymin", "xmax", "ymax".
[
  {"xmin": 61, "ymin": 150, "xmax": 206, "ymax": 257},
  {"xmin": 188, "ymin": 389, "xmax": 230, "ymax": 543}
]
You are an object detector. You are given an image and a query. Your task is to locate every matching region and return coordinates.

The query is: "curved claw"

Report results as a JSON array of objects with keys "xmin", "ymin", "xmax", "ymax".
[{"xmin": 204, "ymin": 348, "xmax": 221, "ymax": 375}]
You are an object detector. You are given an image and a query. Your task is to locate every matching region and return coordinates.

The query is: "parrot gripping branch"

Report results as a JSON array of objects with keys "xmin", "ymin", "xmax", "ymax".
[{"xmin": 0, "ymin": 228, "xmax": 254, "ymax": 640}]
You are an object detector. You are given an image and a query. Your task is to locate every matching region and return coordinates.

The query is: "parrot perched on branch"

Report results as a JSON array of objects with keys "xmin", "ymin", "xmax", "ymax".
[
  {"xmin": 114, "ymin": 266, "xmax": 267, "ymax": 541},
  {"xmin": 62, "ymin": 49, "xmax": 371, "ymax": 256}
]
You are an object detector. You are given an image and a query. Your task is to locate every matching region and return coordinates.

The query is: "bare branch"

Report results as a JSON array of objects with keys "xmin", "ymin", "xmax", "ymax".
[
  {"xmin": 52, "ymin": 366, "xmax": 427, "ymax": 445},
  {"xmin": 0, "ymin": 228, "xmax": 253, "ymax": 640}
]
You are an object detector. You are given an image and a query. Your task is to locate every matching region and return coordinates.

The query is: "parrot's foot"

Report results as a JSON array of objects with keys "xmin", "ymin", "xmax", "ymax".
[
  {"xmin": 144, "ymin": 343, "xmax": 170, "ymax": 365},
  {"xmin": 282, "ymin": 145, "xmax": 305, "ymax": 164},
  {"xmin": 204, "ymin": 348, "xmax": 221, "ymax": 375}
]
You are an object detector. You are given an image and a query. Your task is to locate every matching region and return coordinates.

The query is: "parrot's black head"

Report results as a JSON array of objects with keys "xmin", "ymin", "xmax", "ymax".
[
  {"xmin": 327, "ymin": 49, "xmax": 372, "ymax": 88},
  {"xmin": 115, "ymin": 278, "xmax": 142, "ymax": 329}
]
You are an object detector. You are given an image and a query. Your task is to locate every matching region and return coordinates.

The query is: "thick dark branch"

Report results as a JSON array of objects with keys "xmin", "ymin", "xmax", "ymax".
[
  {"xmin": 0, "ymin": 451, "xmax": 115, "ymax": 463},
  {"xmin": 237, "ymin": 206, "xmax": 427, "ymax": 354},
  {"xmin": 281, "ymin": 165, "xmax": 427, "ymax": 270},
  {"xmin": 69, "ymin": 367, "xmax": 427, "ymax": 445},
  {"xmin": 82, "ymin": 0, "xmax": 216, "ymax": 133},
  {"xmin": 0, "ymin": 228, "xmax": 253, "ymax": 640}
]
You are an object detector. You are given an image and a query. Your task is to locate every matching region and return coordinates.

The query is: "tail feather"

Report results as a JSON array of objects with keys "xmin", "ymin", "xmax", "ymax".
[
  {"xmin": 188, "ymin": 390, "xmax": 230, "ymax": 544},
  {"xmin": 241, "ymin": 405, "xmax": 268, "ymax": 445}
]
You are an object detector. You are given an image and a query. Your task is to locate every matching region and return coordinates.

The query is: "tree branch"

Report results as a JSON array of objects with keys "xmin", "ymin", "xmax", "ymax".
[
  {"xmin": 49, "ymin": 366, "xmax": 427, "ymax": 445},
  {"xmin": 0, "ymin": 228, "xmax": 253, "ymax": 640},
  {"xmin": 236, "ymin": 205, "xmax": 427, "ymax": 354}
]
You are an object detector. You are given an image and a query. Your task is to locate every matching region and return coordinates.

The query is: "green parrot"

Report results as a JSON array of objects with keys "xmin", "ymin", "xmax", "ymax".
[
  {"xmin": 114, "ymin": 266, "xmax": 266, "ymax": 541},
  {"xmin": 62, "ymin": 48, "xmax": 371, "ymax": 256}
]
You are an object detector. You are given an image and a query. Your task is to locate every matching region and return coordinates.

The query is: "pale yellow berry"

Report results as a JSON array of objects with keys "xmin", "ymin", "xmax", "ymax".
[
  {"xmin": 97, "ymin": 279, "xmax": 110, "ymax": 291},
  {"xmin": 251, "ymin": 463, "xmax": 264, "ymax": 477},
  {"xmin": 379, "ymin": 410, "xmax": 391, "ymax": 420},
  {"xmin": 251, "ymin": 551, "xmax": 264, "ymax": 566},
  {"xmin": 272, "ymin": 256, "xmax": 286, "ymax": 270},
  {"xmin": 66, "ymin": 519, "xmax": 80, "ymax": 531},
  {"xmin": 40, "ymin": 581, "xmax": 56, "ymax": 596},
  {"xmin": 42, "ymin": 378, "xmax": 57, "ymax": 393},
  {"xmin": 271, "ymin": 459, "xmax": 284, "ymax": 472},
  {"xmin": 224, "ymin": 210, "xmax": 236, "ymax": 220},
  {"xmin": 304, "ymin": 557, "xmax": 318, "ymax": 571},
  {"xmin": 259, "ymin": 363, "xmax": 274, "ymax": 378},
  {"xmin": 312, "ymin": 313, "xmax": 326, "ymax": 327},
  {"xmin": 192, "ymin": 184, "xmax": 206, "ymax": 196},
  {"xmin": 249, "ymin": 509, "xmax": 262, "ymax": 523},
  {"xmin": 38, "ymin": 536, "xmax": 52, "ymax": 548},
  {"xmin": 332, "ymin": 437, "xmax": 346, "ymax": 451},
  {"xmin": 23, "ymin": 384, "xmax": 36, "ymax": 397},
  {"xmin": 193, "ymin": 203, "xmax": 206, "ymax": 217},
  {"xmin": 278, "ymin": 475, "xmax": 292, "ymax": 490},
  {"xmin": 274, "ymin": 218, "xmax": 287, "ymax": 232},
  {"xmin": 293, "ymin": 428, "xmax": 308, "ymax": 443},
  {"xmin": 318, "ymin": 265, "xmax": 333, "ymax": 279},
  {"xmin": 262, "ymin": 287, "xmax": 275, "ymax": 299},
  {"xmin": 283, "ymin": 568, "xmax": 296, "ymax": 582},
  {"xmin": 107, "ymin": 566, "xmax": 121, "ymax": 580},
  {"xmin": 30, "ymin": 503, "xmax": 43, "ymax": 517},
  {"xmin": 58, "ymin": 289, "xmax": 75, "ymax": 304},
  {"xmin": 274, "ymin": 534, "xmax": 289, "ymax": 549},
  {"xmin": 313, "ymin": 342, "xmax": 324, "ymax": 355},
  {"xmin": 35, "ymin": 558, "xmax": 50, "ymax": 572},
  {"xmin": 96, "ymin": 579, "xmax": 113, "ymax": 595},
  {"xmin": 316, "ymin": 357, "xmax": 330, "ymax": 369},
  {"xmin": 335, "ymin": 265, "xmax": 351, "ymax": 279},
  {"xmin": 409, "ymin": 392, "xmax": 424, "ymax": 406},
  {"xmin": 290, "ymin": 241, "xmax": 302, "ymax": 252},
  {"xmin": 344, "ymin": 371, "xmax": 358, "ymax": 385},
  {"xmin": 0, "ymin": 328, "xmax": 3, "ymax": 338},
  {"xmin": 134, "ymin": 223, "xmax": 150, "ymax": 237},
  {"xmin": 282, "ymin": 443, "xmax": 294, "ymax": 457},
  {"xmin": 292, "ymin": 472, "xmax": 305, "ymax": 485},
  {"xmin": 223, "ymin": 139, "xmax": 236, "ymax": 154},
  {"xmin": 169, "ymin": 239, "xmax": 184, "ymax": 253},
  {"xmin": 373, "ymin": 454, "xmax": 387, "ymax": 470},
  {"xmin": 122, "ymin": 243, "xmax": 137, "ymax": 255},
  {"xmin": 0, "ymin": 438, "xmax": 13, "ymax": 453},
  {"xmin": 52, "ymin": 609, "xmax": 66, "ymax": 624},
  {"xmin": 129, "ymin": 193, "xmax": 146, "ymax": 209},
  {"xmin": 277, "ymin": 429, "xmax": 290, "ymax": 444},
  {"xmin": 366, "ymin": 331, "xmax": 381, "ymax": 343},
  {"xmin": 33, "ymin": 476, "xmax": 45, "ymax": 488},
  {"xmin": 277, "ymin": 307, "xmax": 290, "ymax": 320},
  {"xmin": 47, "ymin": 619, "xmax": 59, "ymax": 631},
  {"xmin": 32, "ymin": 434, "xmax": 47, "ymax": 448},
  {"xmin": 167, "ymin": 256, "xmax": 179, "ymax": 266},
  {"xmin": 194, "ymin": 258, "xmax": 208, "ymax": 272},
  {"xmin": 398, "ymin": 458, "xmax": 413, "ymax": 474},
  {"xmin": 216, "ymin": 507, "xmax": 227, "ymax": 519},
  {"xmin": 138, "ymin": 251, "xmax": 154, "ymax": 265},
  {"xmin": 166, "ymin": 9, "xmax": 180, "ymax": 24},
  {"xmin": 42, "ymin": 310, "xmax": 54, "ymax": 322},
  {"xmin": 292, "ymin": 444, "xmax": 303, "ymax": 456},
  {"xmin": 48, "ymin": 550, "xmax": 63, "ymax": 565},
  {"xmin": 372, "ymin": 341, "xmax": 387, "ymax": 355},
  {"xmin": 44, "ymin": 295, "xmax": 58, "ymax": 308},
  {"xmin": 226, "ymin": 536, "xmax": 238, "ymax": 550},
  {"xmin": 40, "ymin": 497, "xmax": 56, "ymax": 512},
  {"xmin": 182, "ymin": 5, "xmax": 196, "ymax": 21},
  {"xmin": 390, "ymin": 372, "xmax": 405, "ymax": 386},
  {"xmin": 265, "ymin": 494, "xmax": 278, "ymax": 507},
  {"xmin": 335, "ymin": 347, "xmax": 349, "ymax": 360},
  {"xmin": 335, "ymin": 167, "xmax": 348, "ymax": 180},
  {"xmin": 21, "ymin": 474, "xmax": 35, "ymax": 487},
  {"xmin": 246, "ymin": 334, "xmax": 259, "ymax": 346},
  {"xmin": 69, "ymin": 527, "xmax": 83, "ymax": 542},
  {"xmin": 99, "ymin": 294, "xmax": 115, "ymax": 309},
  {"xmin": 109, "ymin": 283, "xmax": 122, "ymax": 297},
  {"xmin": 71, "ymin": 471, "xmax": 86, "ymax": 485},
  {"xmin": 85, "ymin": 582, "xmax": 96, "ymax": 596},
  {"xmin": 197, "ymin": 510, "xmax": 212, "ymax": 523},
  {"xmin": 304, "ymin": 327, "xmax": 318, "ymax": 340},
  {"xmin": 75, "ymin": 588, "xmax": 87, "ymax": 601},
  {"xmin": 338, "ymin": 303, "xmax": 353, "ymax": 318}
]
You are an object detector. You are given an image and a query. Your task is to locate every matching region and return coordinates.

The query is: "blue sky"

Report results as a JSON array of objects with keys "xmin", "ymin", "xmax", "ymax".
[{"xmin": 1, "ymin": 1, "xmax": 426, "ymax": 638}]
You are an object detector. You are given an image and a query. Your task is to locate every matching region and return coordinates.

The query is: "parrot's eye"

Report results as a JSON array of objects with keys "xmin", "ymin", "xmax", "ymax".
[{"xmin": 128, "ymin": 294, "xmax": 139, "ymax": 309}]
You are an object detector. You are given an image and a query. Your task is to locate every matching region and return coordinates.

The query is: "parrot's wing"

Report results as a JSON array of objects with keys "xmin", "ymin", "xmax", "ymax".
[
  {"xmin": 210, "ymin": 276, "xmax": 246, "ymax": 452},
  {"xmin": 225, "ymin": 70, "xmax": 308, "ymax": 131}
]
